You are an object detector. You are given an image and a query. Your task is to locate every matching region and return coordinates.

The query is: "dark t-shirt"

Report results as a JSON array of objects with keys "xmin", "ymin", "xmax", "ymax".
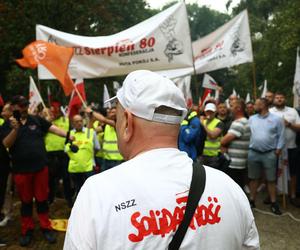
[
  {"xmin": 217, "ymin": 115, "xmax": 233, "ymax": 135},
  {"xmin": 2, "ymin": 115, "xmax": 51, "ymax": 173},
  {"xmin": 0, "ymin": 122, "xmax": 10, "ymax": 167}
]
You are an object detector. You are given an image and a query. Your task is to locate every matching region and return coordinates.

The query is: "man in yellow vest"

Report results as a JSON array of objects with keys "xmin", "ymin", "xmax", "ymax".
[
  {"xmin": 200, "ymin": 103, "xmax": 224, "ymax": 169},
  {"xmin": 44, "ymin": 102, "xmax": 72, "ymax": 207},
  {"xmin": 66, "ymin": 114, "xmax": 100, "ymax": 199},
  {"xmin": 102, "ymin": 107, "xmax": 123, "ymax": 171}
]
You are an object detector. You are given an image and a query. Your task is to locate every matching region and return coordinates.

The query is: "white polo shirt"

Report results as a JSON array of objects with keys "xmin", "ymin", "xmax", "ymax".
[
  {"xmin": 64, "ymin": 148, "xmax": 259, "ymax": 250},
  {"xmin": 270, "ymin": 106, "xmax": 300, "ymax": 149}
]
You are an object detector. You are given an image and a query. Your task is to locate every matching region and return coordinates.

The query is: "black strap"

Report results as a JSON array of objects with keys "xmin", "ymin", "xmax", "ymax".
[{"xmin": 168, "ymin": 162, "xmax": 206, "ymax": 250}]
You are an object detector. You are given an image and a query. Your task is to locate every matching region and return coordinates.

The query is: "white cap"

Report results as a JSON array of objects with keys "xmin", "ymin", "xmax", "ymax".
[
  {"xmin": 204, "ymin": 103, "xmax": 217, "ymax": 112},
  {"xmin": 105, "ymin": 70, "xmax": 187, "ymax": 124}
]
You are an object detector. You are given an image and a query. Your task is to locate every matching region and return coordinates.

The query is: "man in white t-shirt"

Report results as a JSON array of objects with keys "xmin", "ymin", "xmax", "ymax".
[
  {"xmin": 270, "ymin": 92, "xmax": 300, "ymax": 207},
  {"xmin": 64, "ymin": 70, "xmax": 260, "ymax": 250}
]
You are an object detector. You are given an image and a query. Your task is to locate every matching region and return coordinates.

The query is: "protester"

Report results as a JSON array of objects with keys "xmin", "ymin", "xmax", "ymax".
[
  {"xmin": 98, "ymin": 107, "xmax": 123, "ymax": 171},
  {"xmin": 0, "ymin": 103, "xmax": 12, "ymax": 222},
  {"xmin": 64, "ymin": 70, "xmax": 259, "ymax": 250},
  {"xmin": 248, "ymin": 98, "xmax": 285, "ymax": 215},
  {"xmin": 228, "ymin": 94, "xmax": 238, "ymax": 108},
  {"xmin": 178, "ymin": 108, "xmax": 202, "ymax": 161},
  {"xmin": 221, "ymin": 99, "xmax": 250, "ymax": 189},
  {"xmin": 65, "ymin": 114, "xmax": 100, "ymax": 199},
  {"xmin": 44, "ymin": 101, "xmax": 73, "ymax": 207},
  {"xmin": 246, "ymin": 101, "xmax": 255, "ymax": 117},
  {"xmin": 91, "ymin": 108, "xmax": 107, "ymax": 171},
  {"xmin": 199, "ymin": 103, "xmax": 224, "ymax": 169},
  {"xmin": 0, "ymin": 103, "xmax": 12, "ymax": 247},
  {"xmin": 265, "ymin": 91, "xmax": 274, "ymax": 107},
  {"xmin": 2, "ymin": 95, "xmax": 72, "ymax": 246},
  {"xmin": 270, "ymin": 92, "xmax": 300, "ymax": 206},
  {"xmin": 216, "ymin": 102, "xmax": 233, "ymax": 135}
]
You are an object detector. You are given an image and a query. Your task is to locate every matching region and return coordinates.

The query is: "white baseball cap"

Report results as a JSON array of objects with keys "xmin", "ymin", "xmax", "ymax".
[
  {"xmin": 105, "ymin": 70, "xmax": 187, "ymax": 124},
  {"xmin": 204, "ymin": 103, "xmax": 217, "ymax": 112}
]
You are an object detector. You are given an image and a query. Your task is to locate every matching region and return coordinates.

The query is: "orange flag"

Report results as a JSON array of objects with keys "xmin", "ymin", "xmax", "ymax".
[{"xmin": 16, "ymin": 40, "xmax": 74, "ymax": 96}]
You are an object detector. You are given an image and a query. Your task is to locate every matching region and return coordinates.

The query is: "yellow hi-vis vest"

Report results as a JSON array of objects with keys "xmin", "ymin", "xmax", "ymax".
[
  {"xmin": 93, "ymin": 120, "xmax": 104, "ymax": 158},
  {"xmin": 66, "ymin": 128, "xmax": 94, "ymax": 173},
  {"xmin": 45, "ymin": 117, "xmax": 69, "ymax": 152},
  {"xmin": 203, "ymin": 118, "xmax": 221, "ymax": 157},
  {"xmin": 0, "ymin": 118, "xmax": 4, "ymax": 126},
  {"xmin": 102, "ymin": 125, "xmax": 123, "ymax": 161}
]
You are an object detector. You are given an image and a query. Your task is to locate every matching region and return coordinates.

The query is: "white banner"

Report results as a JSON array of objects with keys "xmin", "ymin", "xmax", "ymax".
[
  {"xmin": 173, "ymin": 75, "xmax": 192, "ymax": 107},
  {"xmin": 29, "ymin": 76, "xmax": 44, "ymax": 112},
  {"xmin": 36, "ymin": 2, "xmax": 193, "ymax": 79},
  {"xmin": 293, "ymin": 47, "xmax": 300, "ymax": 107},
  {"xmin": 103, "ymin": 84, "xmax": 111, "ymax": 109},
  {"xmin": 193, "ymin": 10, "xmax": 253, "ymax": 74},
  {"xmin": 202, "ymin": 73, "xmax": 218, "ymax": 90}
]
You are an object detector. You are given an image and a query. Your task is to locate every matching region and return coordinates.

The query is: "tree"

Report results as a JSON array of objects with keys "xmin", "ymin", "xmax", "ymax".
[{"xmin": 0, "ymin": 0, "xmax": 154, "ymax": 102}]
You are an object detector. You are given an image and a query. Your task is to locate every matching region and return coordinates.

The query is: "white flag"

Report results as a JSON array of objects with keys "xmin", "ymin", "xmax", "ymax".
[
  {"xmin": 232, "ymin": 88, "xmax": 237, "ymax": 96},
  {"xmin": 245, "ymin": 93, "xmax": 251, "ymax": 103},
  {"xmin": 202, "ymin": 74, "xmax": 218, "ymax": 90},
  {"xmin": 29, "ymin": 76, "xmax": 44, "ymax": 113},
  {"xmin": 261, "ymin": 80, "xmax": 268, "ymax": 97},
  {"xmin": 37, "ymin": 2, "xmax": 193, "ymax": 79},
  {"xmin": 193, "ymin": 10, "xmax": 253, "ymax": 74},
  {"xmin": 293, "ymin": 47, "xmax": 300, "ymax": 107},
  {"xmin": 277, "ymin": 148, "xmax": 289, "ymax": 194},
  {"xmin": 103, "ymin": 84, "xmax": 111, "ymax": 109},
  {"xmin": 173, "ymin": 75, "xmax": 192, "ymax": 108},
  {"xmin": 113, "ymin": 81, "xmax": 121, "ymax": 94}
]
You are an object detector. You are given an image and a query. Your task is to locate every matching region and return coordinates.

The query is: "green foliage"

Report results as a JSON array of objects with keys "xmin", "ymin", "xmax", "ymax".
[
  {"xmin": 1, "ymin": 0, "xmax": 299, "ymax": 106},
  {"xmin": 0, "ymin": 0, "xmax": 153, "ymax": 102}
]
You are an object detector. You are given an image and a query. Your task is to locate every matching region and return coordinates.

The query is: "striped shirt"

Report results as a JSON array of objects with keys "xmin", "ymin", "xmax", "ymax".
[{"xmin": 227, "ymin": 117, "xmax": 250, "ymax": 169}]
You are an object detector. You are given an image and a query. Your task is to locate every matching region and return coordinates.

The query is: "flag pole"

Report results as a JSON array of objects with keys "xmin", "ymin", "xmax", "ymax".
[{"xmin": 252, "ymin": 62, "xmax": 257, "ymax": 99}]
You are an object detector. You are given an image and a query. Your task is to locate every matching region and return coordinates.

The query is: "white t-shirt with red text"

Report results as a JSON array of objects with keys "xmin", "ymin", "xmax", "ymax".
[{"xmin": 64, "ymin": 148, "xmax": 259, "ymax": 250}]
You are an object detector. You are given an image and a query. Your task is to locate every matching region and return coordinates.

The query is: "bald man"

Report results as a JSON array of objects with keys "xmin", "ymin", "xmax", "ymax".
[{"xmin": 64, "ymin": 70, "xmax": 259, "ymax": 250}]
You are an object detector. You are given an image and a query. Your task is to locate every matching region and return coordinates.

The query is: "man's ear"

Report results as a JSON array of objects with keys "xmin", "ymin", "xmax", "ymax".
[{"xmin": 123, "ymin": 110, "xmax": 134, "ymax": 142}]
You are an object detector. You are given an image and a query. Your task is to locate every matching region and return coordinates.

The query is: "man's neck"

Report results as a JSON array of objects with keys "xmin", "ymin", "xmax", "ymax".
[
  {"xmin": 275, "ymin": 105, "xmax": 285, "ymax": 110},
  {"xmin": 259, "ymin": 110, "xmax": 269, "ymax": 116},
  {"xmin": 234, "ymin": 113, "xmax": 244, "ymax": 120},
  {"xmin": 217, "ymin": 114, "xmax": 227, "ymax": 120}
]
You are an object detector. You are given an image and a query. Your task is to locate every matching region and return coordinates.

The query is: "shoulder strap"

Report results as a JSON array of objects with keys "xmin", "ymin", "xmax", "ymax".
[{"xmin": 168, "ymin": 162, "xmax": 206, "ymax": 250}]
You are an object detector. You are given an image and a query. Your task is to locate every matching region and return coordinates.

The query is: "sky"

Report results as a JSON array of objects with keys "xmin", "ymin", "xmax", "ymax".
[{"xmin": 146, "ymin": 0, "xmax": 240, "ymax": 13}]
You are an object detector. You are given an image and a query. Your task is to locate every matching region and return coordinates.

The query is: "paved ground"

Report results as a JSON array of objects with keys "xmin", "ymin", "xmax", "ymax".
[{"xmin": 0, "ymin": 191, "xmax": 300, "ymax": 249}]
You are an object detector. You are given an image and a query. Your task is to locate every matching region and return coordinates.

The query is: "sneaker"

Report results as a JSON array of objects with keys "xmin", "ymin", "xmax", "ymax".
[
  {"xmin": 263, "ymin": 196, "xmax": 271, "ymax": 205},
  {"xmin": 42, "ymin": 229, "xmax": 56, "ymax": 244},
  {"xmin": 270, "ymin": 202, "xmax": 282, "ymax": 215},
  {"xmin": 290, "ymin": 198, "xmax": 300, "ymax": 208},
  {"xmin": 19, "ymin": 230, "xmax": 33, "ymax": 247},
  {"xmin": 0, "ymin": 238, "xmax": 6, "ymax": 247},
  {"xmin": 249, "ymin": 200, "xmax": 256, "ymax": 209}
]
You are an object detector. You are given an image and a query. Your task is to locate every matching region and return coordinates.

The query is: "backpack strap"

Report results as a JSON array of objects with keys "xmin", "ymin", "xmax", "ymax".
[{"xmin": 168, "ymin": 162, "xmax": 206, "ymax": 250}]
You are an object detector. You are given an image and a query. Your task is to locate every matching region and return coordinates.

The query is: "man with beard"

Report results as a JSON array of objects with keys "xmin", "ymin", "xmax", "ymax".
[
  {"xmin": 2, "ymin": 95, "xmax": 71, "ymax": 246},
  {"xmin": 216, "ymin": 102, "xmax": 233, "ymax": 135},
  {"xmin": 270, "ymin": 92, "xmax": 300, "ymax": 207},
  {"xmin": 248, "ymin": 98, "xmax": 285, "ymax": 215},
  {"xmin": 265, "ymin": 91, "xmax": 274, "ymax": 107}
]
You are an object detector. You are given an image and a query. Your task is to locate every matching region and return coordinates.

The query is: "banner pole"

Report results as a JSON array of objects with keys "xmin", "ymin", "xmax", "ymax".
[{"xmin": 252, "ymin": 62, "xmax": 257, "ymax": 99}]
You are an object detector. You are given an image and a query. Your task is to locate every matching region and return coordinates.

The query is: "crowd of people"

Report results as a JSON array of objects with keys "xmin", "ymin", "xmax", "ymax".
[
  {"xmin": 0, "ymin": 79, "xmax": 298, "ymax": 247},
  {"xmin": 179, "ymin": 90, "xmax": 300, "ymax": 215}
]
